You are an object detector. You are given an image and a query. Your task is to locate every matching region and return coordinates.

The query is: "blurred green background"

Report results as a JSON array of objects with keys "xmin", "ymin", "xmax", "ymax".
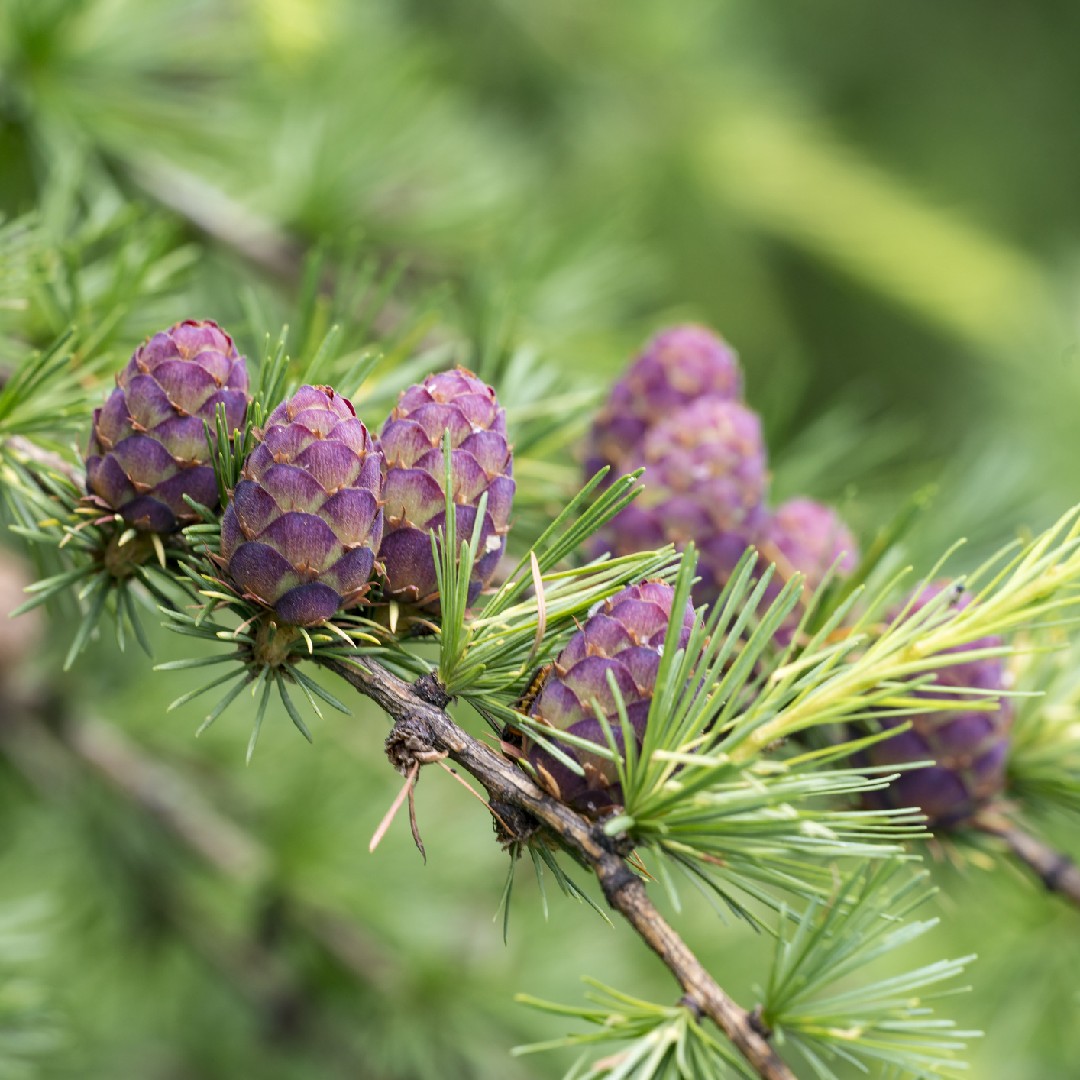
[{"xmin": 2, "ymin": 1, "xmax": 1080, "ymax": 1077}]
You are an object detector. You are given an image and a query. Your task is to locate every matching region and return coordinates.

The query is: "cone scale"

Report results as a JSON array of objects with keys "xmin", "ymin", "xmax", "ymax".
[
  {"xmin": 86, "ymin": 320, "xmax": 250, "ymax": 533},
  {"xmin": 594, "ymin": 396, "xmax": 768, "ymax": 607},
  {"xmin": 585, "ymin": 324, "xmax": 743, "ymax": 485},
  {"xmin": 525, "ymin": 581, "xmax": 698, "ymax": 815},
  {"xmin": 755, "ymin": 497, "xmax": 859, "ymax": 643},
  {"xmin": 856, "ymin": 583, "xmax": 1013, "ymax": 828},
  {"xmin": 379, "ymin": 367, "xmax": 514, "ymax": 608},
  {"xmin": 220, "ymin": 385, "xmax": 383, "ymax": 626}
]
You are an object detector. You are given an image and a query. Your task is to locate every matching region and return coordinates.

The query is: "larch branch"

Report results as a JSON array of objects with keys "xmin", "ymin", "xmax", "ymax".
[
  {"xmin": 972, "ymin": 808, "xmax": 1080, "ymax": 909},
  {"xmin": 323, "ymin": 656, "xmax": 797, "ymax": 1080}
]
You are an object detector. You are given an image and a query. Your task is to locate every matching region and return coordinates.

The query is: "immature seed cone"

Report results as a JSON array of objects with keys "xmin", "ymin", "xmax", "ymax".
[
  {"xmin": 756, "ymin": 498, "xmax": 858, "ymax": 643},
  {"xmin": 593, "ymin": 397, "xmax": 768, "ymax": 607},
  {"xmin": 854, "ymin": 583, "xmax": 1013, "ymax": 828},
  {"xmin": 220, "ymin": 385, "xmax": 383, "ymax": 626},
  {"xmin": 379, "ymin": 367, "xmax": 514, "ymax": 607},
  {"xmin": 86, "ymin": 320, "xmax": 250, "ymax": 532},
  {"xmin": 525, "ymin": 581, "xmax": 698, "ymax": 814},
  {"xmin": 584, "ymin": 324, "xmax": 743, "ymax": 483}
]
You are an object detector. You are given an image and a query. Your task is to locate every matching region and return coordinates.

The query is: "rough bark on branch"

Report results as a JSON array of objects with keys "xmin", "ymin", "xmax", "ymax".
[{"xmin": 323, "ymin": 656, "xmax": 797, "ymax": 1080}]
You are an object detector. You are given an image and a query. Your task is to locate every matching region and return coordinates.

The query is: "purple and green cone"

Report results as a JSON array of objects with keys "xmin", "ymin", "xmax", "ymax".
[
  {"xmin": 86, "ymin": 320, "xmax": 250, "ymax": 533},
  {"xmin": 584, "ymin": 324, "xmax": 743, "ymax": 484},
  {"xmin": 854, "ymin": 582, "xmax": 1013, "ymax": 828},
  {"xmin": 220, "ymin": 385, "xmax": 383, "ymax": 626},
  {"xmin": 379, "ymin": 367, "xmax": 514, "ymax": 607},
  {"xmin": 525, "ymin": 581, "xmax": 698, "ymax": 814},
  {"xmin": 593, "ymin": 397, "xmax": 768, "ymax": 607},
  {"xmin": 756, "ymin": 498, "xmax": 859, "ymax": 643}
]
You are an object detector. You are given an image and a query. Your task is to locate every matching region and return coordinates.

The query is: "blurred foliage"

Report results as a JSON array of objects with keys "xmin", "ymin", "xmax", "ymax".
[{"xmin": 2, "ymin": 1, "xmax": 1079, "ymax": 1077}]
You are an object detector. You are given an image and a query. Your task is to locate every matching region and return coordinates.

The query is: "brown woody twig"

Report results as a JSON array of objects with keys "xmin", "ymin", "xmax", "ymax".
[
  {"xmin": 323, "ymin": 657, "xmax": 797, "ymax": 1080},
  {"xmin": 971, "ymin": 808, "xmax": 1080, "ymax": 909}
]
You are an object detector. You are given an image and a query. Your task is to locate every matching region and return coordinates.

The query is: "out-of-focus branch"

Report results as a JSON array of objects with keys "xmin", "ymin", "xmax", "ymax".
[
  {"xmin": 0, "ymin": 552, "xmax": 44, "ymax": 673},
  {"xmin": 6, "ymin": 436, "xmax": 84, "ymax": 488},
  {"xmin": 0, "ymin": 669, "xmax": 411, "ymax": 1079},
  {"xmin": 972, "ymin": 809, "xmax": 1080, "ymax": 909},
  {"xmin": 66, "ymin": 714, "xmax": 267, "ymax": 880},
  {"xmin": 0, "ymin": 693, "xmax": 305, "ymax": 1027},
  {"xmin": 0, "ymin": 679, "xmax": 396, "ymax": 994},
  {"xmin": 126, "ymin": 160, "xmax": 304, "ymax": 284},
  {"xmin": 123, "ymin": 159, "xmax": 436, "ymax": 346},
  {"xmin": 323, "ymin": 658, "xmax": 797, "ymax": 1080},
  {"xmin": 1, "ymin": 542, "xmax": 394, "ymax": 991}
]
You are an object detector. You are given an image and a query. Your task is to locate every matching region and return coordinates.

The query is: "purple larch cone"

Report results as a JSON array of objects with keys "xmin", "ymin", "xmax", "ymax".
[
  {"xmin": 86, "ymin": 320, "xmax": 250, "ymax": 532},
  {"xmin": 854, "ymin": 582, "xmax": 1013, "ymax": 828},
  {"xmin": 220, "ymin": 385, "xmax": 383, "ymax": 626},
  {"xmin": 592, "ymin": 397, "xmax": 768, "ymax": 607},
  {"xmin": 584, "ymin": 324, "xmax": 743, "ymax": 484},
  {"xmin": 525, "ymin": 581, "xmax": 699, "ymax": 814},
  {"xmin": 756, "ymin": 498, "xmax": 859, "ymax": 644},
  {"xmin": 379, "ymin": 367, "xmax": 514, "ymax": 608}
]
